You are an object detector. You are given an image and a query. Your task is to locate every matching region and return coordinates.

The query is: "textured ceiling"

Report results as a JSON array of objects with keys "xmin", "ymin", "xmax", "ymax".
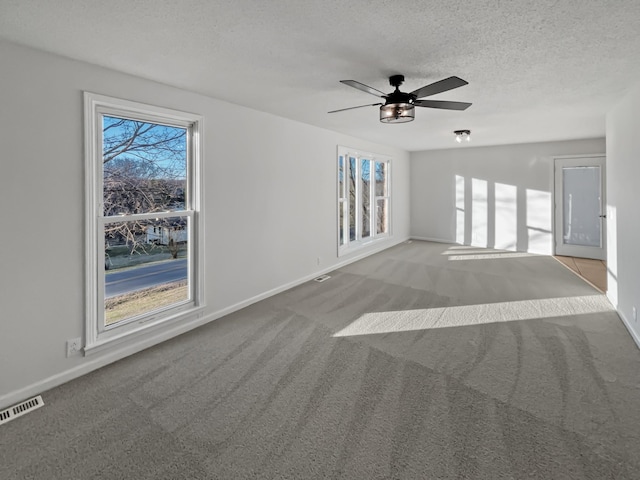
[{"xmin": 1, "ymin": 0, "xmax": 640, "ymax": 151}]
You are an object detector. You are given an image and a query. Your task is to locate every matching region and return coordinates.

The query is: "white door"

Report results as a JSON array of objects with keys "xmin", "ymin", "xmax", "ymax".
[{"xmin": 554, "ymin": 156, "xmax": 606, "ymax": 260}]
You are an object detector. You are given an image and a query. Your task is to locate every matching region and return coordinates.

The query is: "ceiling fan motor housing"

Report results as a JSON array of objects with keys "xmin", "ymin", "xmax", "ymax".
[
  {"xmin": 386, "ymin": 75, "xmax": 415, "ymax": 106},
  {"xmin": 385, "ymin": 89, "xmax": 415, "ymax": 105}
]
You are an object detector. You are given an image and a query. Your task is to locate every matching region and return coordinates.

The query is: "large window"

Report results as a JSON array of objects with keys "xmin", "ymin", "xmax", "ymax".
[
  {"xmin": 338, "ymin": 147, "xmax": 390, "ymax": 255},
  {"xmin": 84, "ymin": 93, "xmax": 203, "ymax": 351}
]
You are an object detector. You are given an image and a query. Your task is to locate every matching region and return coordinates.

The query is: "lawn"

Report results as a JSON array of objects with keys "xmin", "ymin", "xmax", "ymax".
[{"xmin": 105, "ymin": 280, "xmax": 188, "ymax": 325}]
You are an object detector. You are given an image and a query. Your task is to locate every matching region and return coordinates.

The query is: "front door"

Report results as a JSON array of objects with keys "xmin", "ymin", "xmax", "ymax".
[{"xmin": 554, "ymin": 155, "xmax": 606, "ymax": 260}]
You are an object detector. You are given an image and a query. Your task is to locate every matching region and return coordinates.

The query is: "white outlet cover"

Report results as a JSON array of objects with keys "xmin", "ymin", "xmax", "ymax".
[{"xmin": 67, "ymin": 338, "xmax": 82, "ymax": 356}]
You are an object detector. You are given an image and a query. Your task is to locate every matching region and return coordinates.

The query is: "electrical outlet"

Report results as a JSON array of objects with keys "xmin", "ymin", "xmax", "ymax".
[
  {"xmin": 66, "ymin": 337, "xmax": 82, "ymax": 357},
  {"xmin": 317, "ymin": 257, "xmax": 321, "ymax": 266},
  {"xmin": 633, "ymin": 306, "xmax": 637, "ymax": 322}
]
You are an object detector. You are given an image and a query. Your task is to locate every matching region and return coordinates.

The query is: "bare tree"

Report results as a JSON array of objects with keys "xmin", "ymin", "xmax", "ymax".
[
  {"xmin": 168, "ymin": 237, "xmax": 179, "ymax": 259},
  {"xmin": 102, "ymin": 116, "xmax": 187, "ymax": 255}
]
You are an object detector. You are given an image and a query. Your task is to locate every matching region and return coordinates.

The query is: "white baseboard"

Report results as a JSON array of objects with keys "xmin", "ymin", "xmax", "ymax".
[
  {"xmin": 617, "ymin": 310, "xmax": 640, "ymax": 350},
  {"xmin": 0, "ymin": 312, "xmax": 217, "ymax": 411},
  {"xmin": 0, "ymin": 236, "xmax": 409, "ymax": 411},
  {"xmin": 410, "ymin": 236, "xmax": 456, "ymax": 244},
  {"xmin": 606, "ymin": 291, "xmax": 640, "ymax": 350}
]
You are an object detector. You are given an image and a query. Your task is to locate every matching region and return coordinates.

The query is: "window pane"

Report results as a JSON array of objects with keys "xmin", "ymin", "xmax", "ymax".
[
  {"xmin": 361, "ymin": 159, "xmax": 371, "ymax": 239},
  {"xmin": 338, "ymin": 155, "xmax": 345, "ymax": 246},
  {"xmin": 339, "ymin": 200, "xmax": 345, "ymax": 246},
  {"xmin": 375, "ymin": 162, "xmax": 387, "ymax": 196},
  {"xmin": 103, "ymin": 116, "xmax": 187, "ymax": 216},
  {"xmin": 349, "ymin": 157, "xmax": 357, "ymax": 241},
  {"xmin": 376, "ymin": 198, "xmax": 388, "ymax": 234},
  {"xmin": 104, "ymin": 216, "xmax": 189, "ymax": 326},
  {"xmin": 338, "ymin": 155, "xmax": 345, "ymax": 199},
  {"xmin": 562, "ymin": 166, "xmax": 601, "ymax": 247}
]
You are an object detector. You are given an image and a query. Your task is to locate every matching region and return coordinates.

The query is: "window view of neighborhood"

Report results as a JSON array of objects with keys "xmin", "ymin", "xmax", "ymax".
[
  {"xmin": 102, "ymin": 115, "xmax": 190, "ymax": 325},
  {"xmin": 338, "ymin": 149, "xmax": 390, "ymax": 253}
]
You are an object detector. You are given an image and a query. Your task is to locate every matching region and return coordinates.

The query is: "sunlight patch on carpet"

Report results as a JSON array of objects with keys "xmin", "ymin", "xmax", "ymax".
[
  {"xmin": 446, "ymin": 252, "xmax": 536, "ymax": 260},
  {"xmin": 334, "ymin": 295, "xmax": 613, "ymax": 337}
]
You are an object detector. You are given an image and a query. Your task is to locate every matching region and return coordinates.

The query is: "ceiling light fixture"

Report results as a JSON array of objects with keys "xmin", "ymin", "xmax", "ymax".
[
  {"xmin": 379, "ymin": 103, "xmax": 415, "ymax": 123},
  {"xmin": 454, "ymin": 129, "xmax": 471, "ymax": 143},
  {"xmin": 379, "ymin": 75, "xmax": 416, "ymax": 123}
]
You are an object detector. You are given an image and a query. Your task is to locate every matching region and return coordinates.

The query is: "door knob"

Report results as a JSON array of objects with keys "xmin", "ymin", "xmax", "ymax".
[{"xmin": 599, "ymin": 214, "xmax": 607, "ymax": 218}]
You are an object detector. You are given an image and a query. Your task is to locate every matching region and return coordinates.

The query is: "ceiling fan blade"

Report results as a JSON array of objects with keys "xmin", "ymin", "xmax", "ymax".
[
  {"xmin": 340, "ymin": 80, "xmax": 387, "ymax": 98},
  {"xmin": 328, "ymin": 103, "xmax": 383, "ymax": 113},
  {"xmin": 410, "ymin": 76, "xmax": 469, "ymax": 99},
  {"xmin": 413, "ymin": 100, "xmax": 472, "ymax": 110}
]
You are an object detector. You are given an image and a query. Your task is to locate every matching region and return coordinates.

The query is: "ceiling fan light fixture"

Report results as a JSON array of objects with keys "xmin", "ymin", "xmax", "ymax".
[
  {"xmin": 454, "ymin": 129, "xmax": 471, "ymax": 143},
  {"xmin": 380, "ymin": 103, "xmax": 415, "ymax": 123}
]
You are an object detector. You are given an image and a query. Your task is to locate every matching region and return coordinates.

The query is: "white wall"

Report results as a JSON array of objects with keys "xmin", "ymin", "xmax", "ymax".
[
  {"xmin": 0, "ymin": 40, "xmax": 410, "ymax": 408},
  {"xmin": 606, "ymin": 83, "xmax": 640, "ymax": 345},
  {"xmin": 410, "ymin": 139, "xmax": 605, "ymax": 254}
]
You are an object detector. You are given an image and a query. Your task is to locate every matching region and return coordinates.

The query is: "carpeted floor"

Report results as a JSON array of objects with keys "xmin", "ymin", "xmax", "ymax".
[{"xmin": 3, "ymin": 241, "xmax": 640, "ymax": 479}]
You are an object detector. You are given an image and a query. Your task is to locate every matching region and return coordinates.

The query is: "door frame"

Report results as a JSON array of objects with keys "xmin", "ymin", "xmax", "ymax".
[{"xmin": 553, "ymin": 154, "xmax": 606, "ymax": 260}]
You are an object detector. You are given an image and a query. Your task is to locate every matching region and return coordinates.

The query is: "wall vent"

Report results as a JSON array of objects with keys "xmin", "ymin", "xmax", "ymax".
[
  {"xmin": 0, "ymin": 396, "xmax": 44, "ymax": 426},
  {"xmin": 314, "ymin": 274, "xmax": 331, "ymax": 283}
]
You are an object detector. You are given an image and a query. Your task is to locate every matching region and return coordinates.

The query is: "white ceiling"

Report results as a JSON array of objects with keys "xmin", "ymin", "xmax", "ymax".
[{"xmin": 2, "ymin": 0, "xmax": 640, "ymax": 151}]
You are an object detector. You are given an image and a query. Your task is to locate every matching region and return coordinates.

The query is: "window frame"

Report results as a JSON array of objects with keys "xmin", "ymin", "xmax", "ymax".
[
  {"xmin": 337, "ymin": 146, "xmax": 391, "ymax": 256},
  {"xmin": 84, "ymin": 92, "xmax": 204, "ymax": 353}
]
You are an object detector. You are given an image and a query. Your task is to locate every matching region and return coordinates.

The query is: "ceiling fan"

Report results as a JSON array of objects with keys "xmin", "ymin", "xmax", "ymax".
[{"xmin": 329, "ymin": 74, "xmax": 471, "ymax": 123}]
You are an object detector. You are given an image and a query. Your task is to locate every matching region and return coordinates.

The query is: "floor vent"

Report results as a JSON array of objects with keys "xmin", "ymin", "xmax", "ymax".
[
  {"xmin": 314, "ymin": 274, "xmax": 331, "ymax": 283},
  {"xmin": 0, "ymin": 395, "xmax": 44, "ymax": 426}
]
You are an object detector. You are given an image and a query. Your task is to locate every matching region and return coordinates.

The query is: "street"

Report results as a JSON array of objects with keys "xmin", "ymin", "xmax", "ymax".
[{"xmin": 105, "ymin": 259, "xmax": 187, "ymax": 298}]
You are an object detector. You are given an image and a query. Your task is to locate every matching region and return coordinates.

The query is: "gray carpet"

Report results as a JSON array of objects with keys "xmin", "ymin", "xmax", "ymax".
[{"xmin": 3, "ymin": 241, "xmax": 640, "ymax": 479}]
